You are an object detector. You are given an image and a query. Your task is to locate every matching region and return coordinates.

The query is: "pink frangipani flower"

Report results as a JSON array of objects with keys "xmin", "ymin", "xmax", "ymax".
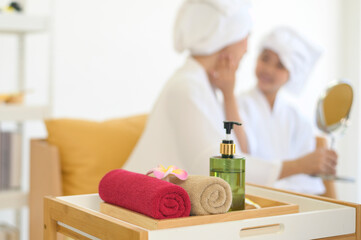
[{"xmin": 146, "ymin": 165, "xmax": 188, "ymax": 181}]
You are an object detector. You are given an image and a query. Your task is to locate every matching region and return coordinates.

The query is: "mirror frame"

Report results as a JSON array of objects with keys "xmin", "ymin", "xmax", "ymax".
[{"xmin": 316, "ymin": 80, "xmax": 353, "ymax": 134}]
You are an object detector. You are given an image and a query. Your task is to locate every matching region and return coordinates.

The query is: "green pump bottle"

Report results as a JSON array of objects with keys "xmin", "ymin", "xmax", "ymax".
[{"xmin": 210, "ymin": 121, "xmax": 246, "ymax": 211}]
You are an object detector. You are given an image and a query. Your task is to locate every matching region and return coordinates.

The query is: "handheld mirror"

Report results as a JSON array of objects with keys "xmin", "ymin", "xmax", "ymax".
[{"xmin": 315, "ymin": 80, "xmax": 354, "ymax": 182}]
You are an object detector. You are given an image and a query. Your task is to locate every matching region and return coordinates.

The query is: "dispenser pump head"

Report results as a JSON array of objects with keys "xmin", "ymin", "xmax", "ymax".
[
  {"xmin": 220, "ymin": 121, "xmax": 242, "ymax": 158},
  {"xmin": 224, "ymin": 121, "xmax": 242, "ymax": 134}
]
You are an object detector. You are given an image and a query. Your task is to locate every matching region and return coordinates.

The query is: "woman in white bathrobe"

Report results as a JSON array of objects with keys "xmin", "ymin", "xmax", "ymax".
[
  {"xmin": 125, "ymin": 0, "xmax": 282, "ymax": 184},
  {"xmin": 237, "ymin": 27, "xmax": 338, "ymax": 194},
  {"xmin": 124, "ymin": 1, "xmax": 337, "ymax": 189}
]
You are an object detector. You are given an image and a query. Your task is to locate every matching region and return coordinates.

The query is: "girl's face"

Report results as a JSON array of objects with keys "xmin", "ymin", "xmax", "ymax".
[{"xmin": 256, "ymin": 49, "xmax": 289, "ymax": 94}]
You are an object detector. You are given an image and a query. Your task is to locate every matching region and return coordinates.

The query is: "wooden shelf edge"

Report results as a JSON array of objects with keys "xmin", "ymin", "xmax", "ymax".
[
  {"xmin": 0, "ymin": 14, "xmax": 49, "ymax": 33},
  {"xmin": 0, "ymin": 190, "xmax": 28, "ymax": 210},
  {"xmin": 0, "ymin": 105, "xmax": 51, "ymax": 121}
]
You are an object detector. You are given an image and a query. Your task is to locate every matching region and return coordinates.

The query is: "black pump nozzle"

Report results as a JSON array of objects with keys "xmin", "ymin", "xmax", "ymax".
[
  {"xmin": 223, "ymin": 121, "xmax": 242, "ymax": 134},
  {"xmin": 221, "ymin": 121, "xmax": 242, "ymax": 158}
]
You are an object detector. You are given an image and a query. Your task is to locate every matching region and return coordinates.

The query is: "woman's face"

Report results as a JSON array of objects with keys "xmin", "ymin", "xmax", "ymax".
[
  {"xmin": 256, "ymin": 49, "xmax": 289, "ymax": 94},
  {"xmin": 223, "ymin": 36, "xmax": 248, "ymax": 68}
]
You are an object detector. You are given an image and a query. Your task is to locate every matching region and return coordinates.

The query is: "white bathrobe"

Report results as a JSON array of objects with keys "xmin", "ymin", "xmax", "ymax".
[
  {"xmin": 238, "ymin": 88, "xmax": 325, "ymax": 194},
  {"xmin": 124, "ymin": 58, "xmax": 281, "ymax": 186}
]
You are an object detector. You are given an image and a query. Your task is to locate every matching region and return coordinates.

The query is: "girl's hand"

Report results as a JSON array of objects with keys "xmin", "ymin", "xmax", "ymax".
[
  {"xmin": 209, "ymin": 53, "xmax": 238, "ymax": 96},
  {"xmin": 296, "ymin": 148, "xmax": 338, "ymax": 175},
  {"xmin": 279, "ymin": 148, "xmax": 338, "ymax": 179}
]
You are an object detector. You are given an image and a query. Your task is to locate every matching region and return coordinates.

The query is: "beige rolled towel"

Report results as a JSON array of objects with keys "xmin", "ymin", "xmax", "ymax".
[{"xmin": 169, "ymin": 175, "xmax": 232, "ymax": 215}]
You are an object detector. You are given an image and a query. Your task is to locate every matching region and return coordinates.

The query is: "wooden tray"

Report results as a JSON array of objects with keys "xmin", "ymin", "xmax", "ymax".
[{"xmin": 100, "ymin": 194, "xmax": 299, "ymax": 230}]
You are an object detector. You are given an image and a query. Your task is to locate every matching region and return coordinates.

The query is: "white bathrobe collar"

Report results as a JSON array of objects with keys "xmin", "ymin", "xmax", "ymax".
[
  {"xmin": 185, "ymin": 57, "xmax": 219, "ymax": 99},
  {"xmin": 184, "ymin": 57, "xmax": 208, "ymax": 80},
  {"xmin": 252, "ymin": 87, "xmax": 284, "ymax": 116}
]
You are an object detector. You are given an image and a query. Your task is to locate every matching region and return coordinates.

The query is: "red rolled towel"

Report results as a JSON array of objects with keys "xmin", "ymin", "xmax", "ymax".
[{"xmin": 99, "ymin": 169, "xmax": 191, "ymax": 219}]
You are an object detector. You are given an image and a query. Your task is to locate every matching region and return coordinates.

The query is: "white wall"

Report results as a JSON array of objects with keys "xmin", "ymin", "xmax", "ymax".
[
  {"xmin": 339, "ymin": 0, "xmax": 361, "ymax": 203},
  {"xmin": 51, "ymin": 0, "xmax": 185, "ymax": 120}
]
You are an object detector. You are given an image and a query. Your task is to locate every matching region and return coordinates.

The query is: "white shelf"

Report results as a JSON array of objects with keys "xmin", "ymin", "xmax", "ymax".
[
  {"xmin": 0, "ymin": 14, "xmax": 49, "ymax": 33},
  {"xmin": 0, "ymin": 190, "xmax": 27, "ymax": 210},
  {"xmin": 0, "ymin": 105, "xmax": 50, "ymax": 121}
]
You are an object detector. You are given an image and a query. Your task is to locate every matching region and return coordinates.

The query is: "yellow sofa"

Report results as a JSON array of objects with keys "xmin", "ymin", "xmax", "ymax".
[
  {"xmin": 29, "ymin": 114, "xmax": 335, "ymax": 240},
  {"xmin": 29, "ymin": 114, "xmax": 147, "ymax": 240}
]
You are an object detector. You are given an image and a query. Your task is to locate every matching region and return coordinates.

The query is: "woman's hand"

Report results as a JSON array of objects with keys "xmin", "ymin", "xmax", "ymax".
[
  {"xmin": 209, "ymin": 53, "xmax": 238, "ymax": 96},
  {"xmin": 208, "ymin": 53, "xmax": 249, "ymax": 153}
]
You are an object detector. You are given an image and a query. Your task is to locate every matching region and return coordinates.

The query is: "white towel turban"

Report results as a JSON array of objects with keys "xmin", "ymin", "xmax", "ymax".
[
  {"xmin": 260, "ymin": 27, "xmax": 323, "ymax": 94},
  {"xmin": 174, "ymin": 0, "xmax": 253, "ymax": 56}
]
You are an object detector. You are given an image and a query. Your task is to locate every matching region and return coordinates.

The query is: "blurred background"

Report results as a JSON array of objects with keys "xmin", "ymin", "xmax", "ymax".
[{"xmin": 0, "ymin": 0, "xmax": 360, "ymax": 239}]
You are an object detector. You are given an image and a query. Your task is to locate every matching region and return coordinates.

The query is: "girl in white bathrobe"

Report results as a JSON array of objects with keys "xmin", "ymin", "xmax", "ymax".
[
  {"xmin": 125, "ymin": 1, "xmax": 337, "ymax": 190},
  {"xmin": 237, "ymin": 27, "xmax": 338, "ymax": 194}
]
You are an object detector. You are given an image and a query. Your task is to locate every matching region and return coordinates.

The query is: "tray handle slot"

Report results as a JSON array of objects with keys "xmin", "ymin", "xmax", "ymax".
[{"xmin": 239, "ymin": 223, "xmax": 284, "ymax": 237}]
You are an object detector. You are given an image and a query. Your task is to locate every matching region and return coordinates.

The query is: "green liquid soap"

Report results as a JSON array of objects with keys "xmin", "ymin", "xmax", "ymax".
[{"xmin": 210, "ymin": 156, "xmax": 245, "ymax": 211}]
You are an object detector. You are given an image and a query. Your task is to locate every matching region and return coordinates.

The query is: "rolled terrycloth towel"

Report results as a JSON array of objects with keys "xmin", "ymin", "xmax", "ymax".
[
  {"xmin": 169, "ymin": 175, "xmax": 232, "ymax": 215},
  {"xmin": 99, "ymin": 169, "xmax": 191, "ymax": 219}
]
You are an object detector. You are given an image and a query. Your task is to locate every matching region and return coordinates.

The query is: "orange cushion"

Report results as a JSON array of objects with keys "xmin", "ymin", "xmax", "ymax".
[{"xmin": 45, "ymin": 114, "xmax": 147, "ymax": 195}]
